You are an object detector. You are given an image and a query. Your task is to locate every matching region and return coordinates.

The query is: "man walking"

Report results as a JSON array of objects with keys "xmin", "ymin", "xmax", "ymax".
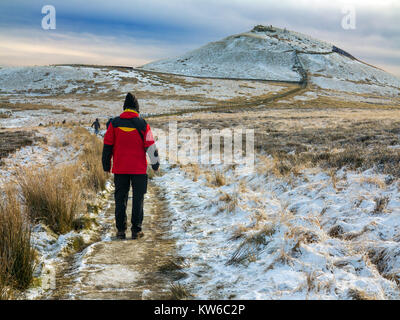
[
  {"xmin": 91, "ymin": 118, "xmax": 101, "ymax": 135},
  {"xmin": 102, "ymin": 93, "xmax": 160, "ymax": 240}
]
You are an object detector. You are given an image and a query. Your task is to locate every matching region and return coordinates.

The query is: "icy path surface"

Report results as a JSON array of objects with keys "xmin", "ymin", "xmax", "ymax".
[{"xmin": 52, "ymin": 183, "xmax": 177, "ymax": 300}]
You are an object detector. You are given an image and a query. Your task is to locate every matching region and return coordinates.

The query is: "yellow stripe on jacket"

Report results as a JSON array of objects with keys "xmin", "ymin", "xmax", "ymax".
[{"xmin": 118, "ymin": 127, "xmax": 137, "ymax": 132}]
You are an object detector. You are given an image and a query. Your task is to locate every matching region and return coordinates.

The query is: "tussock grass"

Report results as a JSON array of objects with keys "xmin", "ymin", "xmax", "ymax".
[
  {"xmin": 328, "ymin": 225, "xmax": 345, "ymax": 239},
  {"xmin": 215, "ymin": 171, "xmax": 227, "ymax": 186},
  {"xmin": 229, "ymin": 224, "xmax": 252, "ymax": 241},
  {"xmin": 219, "ymin": 191, "xmax": 239, "ymax": 213},
  {"xmin": 17, "ymin": 166, "xmax": 82, "ymax": 234},
  {"xmin": 207, "ymin": 170, "xmax": 227, "ymax": 187},
  {"xmin": 79, "ymin": 133, "xmax": 108, "ymax": 193},
  {"xmin": 0, "ymin": 112, "xmax": 11, "ymax": 119},
  {"xmin": 360, "ymin": 177, "xmax": 386, "ymax": 189},
  {"xmin": 0, "ymin": 258, "xmax": 12, "ymax": 300},
  {"xmin": 227, "ymin": 226, "xmax": 274, "ymax": 266},
  {"xmin": 0, "ymin": 130, "xmax": 37, "ymax": 160},
  {"xmin": 186, "ymin": 164, "xmax": 201, "ymax": 182},
  {"xmin": 162, "ymin": 104, "xmax": 400, "ymax": 179},
  {"xmin": 17, "ymin": 127, "xmax": 108, "ymax": 235},
  {"xmin": 373, "ymin": 196, "xmax": 389, "ymax": 214},
  {"xmin": 67, "ymin": 126, "xmax": 108, "ymax": 194},
  {"xmin": 169, "ymin": 283, "xmax": 192, "ymax": 300},
  {"xmin": 0, "ymin": 101, "xmax": 74, "ymax": 113},
  {"xmin": 0, "ymin": 188, "xmax": 35, "ymax": 295},
  {"xmin": 1, "ymin": 125, "xmax": 111, "ymax": 298},
  {"xmin": 253, "ymin": 118, "xmax": 400, "ymax": 178},
  {"xmin": 287, "ymin": 226, "xmax": 320, "ymax": 245},
  {"xmin": 158, "ymin": 257, "xmax": 188, "ymax": 281},
  {"xmin": 68, "ymin": 236, "xmax": 86, "ymax": 252},
  {"xmin": 72, "ymin": 216, "xmax": 97, "ymax": 231},
  {"xmin": 347, "ymin": 288, "xmax": 377, "ymax": 300}
]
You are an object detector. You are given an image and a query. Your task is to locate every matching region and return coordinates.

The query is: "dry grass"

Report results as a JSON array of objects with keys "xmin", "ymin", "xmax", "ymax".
[
  {"xmin": 0, "ymin": 101, "xmax": 74, "ymax": 113},
  {"xmin": 181, "ymin": 163, "xmax": 201, "ymax": 182},
  {"xmin": 65, "ymin": 126, "xmax": 108, "ymax": 194},
  {"xmin": 219, "ymin": 191, "xmax": 239, "ymax": 213},
  {"xmin": 207, "ymin": 170, "xmax": 227, "ymax": 187},
  {"xmin": 227, "ymin": 226, "xmax": 274, "ymax": 266},
  {"xmin": 373, "ymin": 196, "xmax": 389, "ymax": 214},
  {"xmin": 17, "ymin": 127, "xmax": 108, "ymax": 235},
  {"xmin": 0, "ymin": 130, "xmax": 38, "ymax": 160},
  {"xmin": 0, "ymin": 125, "xmax": 110, "ymax": 298},
  {"xmin": 158, "ymin": 257, "xmax": 188, "ymax": 281},
  {"xmin": 347, "ymin": 288, "xmax": 377, "ymax": 300},
  {"xmin": 360, "ymin": 176, "xmax": 386, "ymax": 189},
  {"xmin": 17, "ymin": 166, "xmax": 82, "ymax": 234},
  {"xmin": 79, "ymin": 132, "xmax": 108, "ymax": 193},
  {"xmin": 0, "ymin": 188, "xmax": 35, "ymax": 296},
  {"xmin": 151, "ymin": 98, "xmax": 400, "ymax": 178},
  {"xmin": 169, "ymin": 283, "xmax": 192, "ymax": 300},
  {"xmin": 253, "ymin": 122, "xmax": 400, "ymax": 178}
]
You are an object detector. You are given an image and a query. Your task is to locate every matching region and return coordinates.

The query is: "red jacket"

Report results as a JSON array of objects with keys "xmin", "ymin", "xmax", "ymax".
[{"xmin": 102, "ymin": 109, "xmax": 155, "ymax": 174}]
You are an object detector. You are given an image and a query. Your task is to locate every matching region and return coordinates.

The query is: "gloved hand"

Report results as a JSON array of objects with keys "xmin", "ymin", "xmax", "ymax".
[{"xmin": 152, "ymin": 162, "xmax": 160, "ymax": 171}]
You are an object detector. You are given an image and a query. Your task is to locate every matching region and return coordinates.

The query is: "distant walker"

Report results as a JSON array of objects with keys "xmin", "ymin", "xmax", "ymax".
[{"xmin": 91, "ymin": 118, "xmax": 101, "ymax": 135}]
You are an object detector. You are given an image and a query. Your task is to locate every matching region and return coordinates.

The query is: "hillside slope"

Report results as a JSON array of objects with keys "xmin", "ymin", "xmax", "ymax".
[{"xmin": 142, "ymin": 25, "xmax": 400, "ymax": 96}]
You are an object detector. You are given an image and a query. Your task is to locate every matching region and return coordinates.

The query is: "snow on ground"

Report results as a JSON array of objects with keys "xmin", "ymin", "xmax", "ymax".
[
  {"xmin": 142, "ymin": 31, "xmax": 302, "ymax": 81},
  {"xmin": 311, "ymin": 76, "xmax": 399, "ymax": 96},
  {"xmin": 0, "ymin": 126, "xmax": 75, "ymax": 186},
  {"xmin": 0, "ymin": 124, "xmax": 112, "ymax": 299},
  {"xmin": 0, "ymin": 65, "xmax": 287, "ymax": 128},
  {"xmin": 25, "ymin": 183, "xmax": 112, "ymax": 300},
  {"xmin": 0, "ymin": 66, "xmax": 130, "ymax": 95},
  {"xmin": 154, "ymin": 160, "xmax": 400, "ymax": 300},
  {"xmin": 301, "ymin": 52, "xmax": 400, "ymax": 88},
  {"xmin": 142, "ymin": 25, "xmax": 400, "ymax": 96}
]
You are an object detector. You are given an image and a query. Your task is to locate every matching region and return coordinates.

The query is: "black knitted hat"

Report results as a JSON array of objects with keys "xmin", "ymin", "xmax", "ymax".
[{"xmin": 123, "ymin": 93, "xmax": 139, "ymax": 111}]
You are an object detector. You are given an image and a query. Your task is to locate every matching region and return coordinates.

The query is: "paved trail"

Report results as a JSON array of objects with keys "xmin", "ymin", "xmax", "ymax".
[{"xmin": 52, "ymin": 183, "xmax": 179, "ymax": 300}]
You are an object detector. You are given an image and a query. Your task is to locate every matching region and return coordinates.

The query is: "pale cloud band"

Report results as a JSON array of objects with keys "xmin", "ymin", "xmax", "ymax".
[{"xmin": 0, "ymin": 0, "xmax": 399, "ymax": 77}]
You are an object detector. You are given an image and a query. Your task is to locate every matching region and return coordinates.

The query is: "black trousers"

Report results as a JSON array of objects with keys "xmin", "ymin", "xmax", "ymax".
[{"xmin": 114, "ymin": 174, "xmax": 148, "ymax": 233}]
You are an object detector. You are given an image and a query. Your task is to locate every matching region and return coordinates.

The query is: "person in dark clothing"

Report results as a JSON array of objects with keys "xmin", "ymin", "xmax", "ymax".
[
  {"xmin": 91, "ymin": 118, "xmax": 101, "ymax": 135},
  {"xmin": 102, "ymin": 93, "xmax": 160, "ymax": 240}
]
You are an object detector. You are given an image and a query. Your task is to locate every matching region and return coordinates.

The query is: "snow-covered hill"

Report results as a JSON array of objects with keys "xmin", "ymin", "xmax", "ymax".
[{"xmin": 142, "ymin": 25, "xmax": 400, "ymax": 96}]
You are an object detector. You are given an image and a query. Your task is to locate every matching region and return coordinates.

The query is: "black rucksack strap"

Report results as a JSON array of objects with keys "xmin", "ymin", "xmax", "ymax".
[{"xmin": 130, "ymin": 118, "xmax": 146, "ymax": 142}]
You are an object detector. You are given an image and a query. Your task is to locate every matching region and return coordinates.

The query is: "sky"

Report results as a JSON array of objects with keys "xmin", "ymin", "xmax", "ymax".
[{"xmin": 0, "ymin": 0, "xmax": 399, "ymax": 77}]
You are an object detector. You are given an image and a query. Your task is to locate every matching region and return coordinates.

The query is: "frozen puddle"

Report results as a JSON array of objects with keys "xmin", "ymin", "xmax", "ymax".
[{"xmin": 52, "ymin": 183, "xmax": 178, "ymax": 300}]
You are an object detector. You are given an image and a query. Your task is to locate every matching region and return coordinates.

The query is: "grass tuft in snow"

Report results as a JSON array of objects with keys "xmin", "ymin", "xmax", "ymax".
[
  {"xmin": 77, "ymin": 128, "xmax": 108, "ymax": 193},
  {"xmin": 347, "ymin": 288, "xmax": 377, "ymax": 300},
  {"xmin": 227, "ymin": 226, "xmax": 274, "ymax": 266},
  {"xmin": 373, "ymin": 196, "xmax": 389, "ymax": 214},
  {"xmin": 0, "ymin": 188, "xmax": 35, "ymax": 295},
  {"xmin": 169, "ymin": 283, "xmax": 192, "ymax": 300},
  {"xmin": 17, "ymin": 166, "xmax": 82, "ymax": 235},
  {"xmin": 158, "ymin": 257, "xmax": 188, "ymax": 281},
  {"xmin": 219, "ymin": 191, "xmax": 239, "ymax": 213}
]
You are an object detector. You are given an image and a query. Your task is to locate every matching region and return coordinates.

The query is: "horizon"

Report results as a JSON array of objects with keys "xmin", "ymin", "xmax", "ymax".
[{"xmin": 0, "ymin": 0, "xmax": 399, "ymax": 78}]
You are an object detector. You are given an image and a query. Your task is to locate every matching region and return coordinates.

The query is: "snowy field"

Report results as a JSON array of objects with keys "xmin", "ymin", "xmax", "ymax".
[
  {"xmin": 0, "ymin": 65, "xmax": 287, "ymax": 128},
  {"xmin": 0, "ymin": 27, "xmax": 400, "ymax": 300},
  {"xmin": 154, "ymin": 163, "xmax": 400, "ymax": 299}
]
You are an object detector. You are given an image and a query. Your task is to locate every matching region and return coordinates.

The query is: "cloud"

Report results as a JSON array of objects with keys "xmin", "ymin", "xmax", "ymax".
[
  {"xmin": 0, "ymin": 0, "xmax": 398, "ymax": 77},
  {"xmin": 0, "ymin": 28, "xmax": 185, "ymax": 67}
]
